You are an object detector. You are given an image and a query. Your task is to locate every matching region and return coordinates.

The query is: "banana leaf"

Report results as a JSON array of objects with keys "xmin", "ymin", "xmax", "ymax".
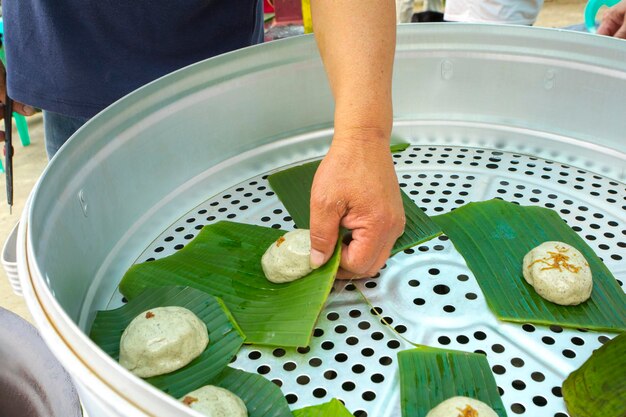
[
  {"xmin": 432, "ymin": 199, "xmax": 626, "ymax": 332},
  {"xmin": 563, "ymin": 333, "xmax": 626, "ymax": 417},
  {"xmin": 398, "ymin": 346, "xmax": 507, "ymax": 417},
  {"xmin": 292, "ymin": 398, "xmax": 353, "ymax": 417},
  {"xmin": 390, "ymin": 142, "xmax": 411, "ymax": 153},
  {"xmin": 119, "ymin": 221, "xmax": 341, "ymax": 347},
  {"xmin": 267, "ymin": 160, "xmax": 442, "ymax": 254},
  {"xmin": 89, "ymin": 286, "xmax": 245, "ymax": 398},
  {"xmin": 211, "ymin": 367, "xmax": 293, "ymax": 417}
]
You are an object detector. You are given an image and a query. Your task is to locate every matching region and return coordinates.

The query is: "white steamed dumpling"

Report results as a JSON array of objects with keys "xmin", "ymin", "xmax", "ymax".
[
  {"xmin": 426, "ymin": 396, "xmax": 498, "ymax": 417},
  {"xmin": 119, "ymin": 306, "xmax": 209, "ymax": 378},
  {"xmin": 180, "ymin": 385, "xmax": 247, "ymax": 417},
  {"xmin": 261, "ymin": 229, "xmax": 315, "ymax": 283},
  {"xmin": 522, "ymin": 241, "xmax": 592, "ymax": 305}
]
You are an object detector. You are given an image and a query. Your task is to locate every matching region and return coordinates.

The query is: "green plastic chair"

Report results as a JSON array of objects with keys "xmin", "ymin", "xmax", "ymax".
[{"xmin": 0, "ymin": 18, "xmax": 31, "ymax": 173}]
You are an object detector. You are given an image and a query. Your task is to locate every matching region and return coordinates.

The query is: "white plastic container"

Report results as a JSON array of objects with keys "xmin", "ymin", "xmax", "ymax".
[{"xmin": 2, "ymin": 222, "xmax": 21, "ymax": 295}]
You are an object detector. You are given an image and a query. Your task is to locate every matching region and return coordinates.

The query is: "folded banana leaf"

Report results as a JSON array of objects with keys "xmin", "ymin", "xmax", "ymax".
[
  {"xmin": 293, "ymin": 398, "xmax": 353, "ymax": 417},
  {"xmin": 211, "ymin": 367, "xmax": 293, "ymax": 417},
  {"xmin": 563, "ymin": 333, "xmax": 626, "ymax": 417},
  {"xmin": 267, "ymin": 160, "xmax": 442, "ymax": 254},
  {"xmin": 119, "ymin": 221, "xmax": 341, "ymax": 347},
  {"xmin": 90, "ymin": 286, "xmax": 245, "ymax": 398},
  {"xmin": 398, "ymin": 346, "xmax": 507, "ymax": 417},
  {"xmin": 432, "ymin": 199, "xmax": 626, "ymax": 332}
]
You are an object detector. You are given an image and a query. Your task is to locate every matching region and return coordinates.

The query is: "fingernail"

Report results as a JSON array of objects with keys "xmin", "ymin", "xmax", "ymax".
[
  {"xmin": 23, "ymin": 105, "xmax": 35, "ymax": 115},
  {"xmin": 310, "ymin": 249, "xmax": 326, "ymax": 269}
]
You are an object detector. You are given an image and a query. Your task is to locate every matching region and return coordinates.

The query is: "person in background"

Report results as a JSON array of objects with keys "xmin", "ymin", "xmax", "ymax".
[
  {"xmin": 396, "ymin": 0, "xmax": 415, "ymax": 23},
  {"xmin": 396, "ymin": 0, "xmax": 444, "ymax": 23},
  {"xmin": 0, "ymin": 1, "xmax": 405, "ymax": 280},
  {"xmin": 444, "ymin": 0, "xmax": 544, "ymax": 25},
  {"xmin": 443, "ymin": 0, "xmax": 626, "ymax": 36}
]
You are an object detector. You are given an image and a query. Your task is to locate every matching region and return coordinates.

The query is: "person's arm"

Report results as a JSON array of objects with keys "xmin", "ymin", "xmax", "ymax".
[
  {"xmin": 309, "ymin": 0, "xmax": 405, "ymax": 278},
  {"xmin": 597, "ymin": 0, "xmax": 626, "ymax": 38}
]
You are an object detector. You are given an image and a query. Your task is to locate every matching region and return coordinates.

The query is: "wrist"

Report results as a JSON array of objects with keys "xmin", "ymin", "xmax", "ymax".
[
  {"xmin": 332, "ymin": 110, "xmax": 393, "ymax": 148},
  {"xmin": 330, "ymin": 127, "xmax": 392, "ymax": 154}
]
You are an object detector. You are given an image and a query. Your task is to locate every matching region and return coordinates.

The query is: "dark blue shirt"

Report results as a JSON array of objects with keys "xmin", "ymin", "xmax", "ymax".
[{"xmin": 3, "ymin": 1, "xmax": 263, "ymax": 118}]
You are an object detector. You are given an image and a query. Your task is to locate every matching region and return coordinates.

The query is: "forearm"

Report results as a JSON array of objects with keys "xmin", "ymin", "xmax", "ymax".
[{"xmin": 311, "ymin": 0, "xmax": 396, "ymax": 141}]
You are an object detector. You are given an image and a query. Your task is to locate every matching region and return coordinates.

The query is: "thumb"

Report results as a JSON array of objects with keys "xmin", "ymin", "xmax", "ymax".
[
  {"xmin": 13, "ymin": 102, "xmax": 36, "ymax": 117},
  {"xmin": 309, "ymin": 197, "xmax": 343, "ymax": 269}
]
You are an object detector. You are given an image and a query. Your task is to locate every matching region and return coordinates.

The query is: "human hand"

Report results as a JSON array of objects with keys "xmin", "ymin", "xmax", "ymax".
[
  {"xmin": 309, "ymin": 132, "xmax": 406, "ymax": 279},
  {"xmin": 597, "ymin": 0, "xmax": 626, "ymax": 38},
  {"xmin": 0, "ymin": 61, "xmax": 35, "ymax": 141},
  {"xmin": 309, "ymin": 0, "xmax": 398, "ymax": 278}
]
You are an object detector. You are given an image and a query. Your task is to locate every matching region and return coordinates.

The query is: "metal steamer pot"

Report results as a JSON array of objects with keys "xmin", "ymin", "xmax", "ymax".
[{"xmin": 16, "ymin": 25, "xmax": 626, "ymax": 417}]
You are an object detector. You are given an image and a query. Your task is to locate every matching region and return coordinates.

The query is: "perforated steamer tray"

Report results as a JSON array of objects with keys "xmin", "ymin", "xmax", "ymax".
[{"xmin": 104, "ymin": 144, "xmax": 625, "ymax": 417}]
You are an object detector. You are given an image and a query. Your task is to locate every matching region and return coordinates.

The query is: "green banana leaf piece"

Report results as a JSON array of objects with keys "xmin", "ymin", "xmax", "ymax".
[
  {"xmin": 89, "ymin": 286, "xmax": 245, "ymax": 398},
  {"xmin": 390, "ymin": 142, "xmax": 411, "ymax": 153},
  {"xmin": 432, "ymin": 199, "xmax": 626, "ymax": 332},
  {"xmin": 563, "ymin": 333, "xmax": 626, "ymax": 417},
  {"xmin": 267, "ymin": 160, "xmax": 442, "ymax": 255},
  {"xmin": 119, "ymin": 221, "xmax": 341, "ymax": 347},
  {"xmin": 210, "ymin": 367, "xmax": 293, "ymax": 417},
  {"xmin": 293, "ymin": 398, "xmax": 353, "ymax": 417},
  {"xmin": 398, "ymin": 346, "xmax": 507, "ymax": 417}
]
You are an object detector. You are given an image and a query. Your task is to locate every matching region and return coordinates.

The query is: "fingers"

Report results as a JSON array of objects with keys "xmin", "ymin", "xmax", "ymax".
[
  {"xmin": 335, "ymin": 241, "xmax": 393, "ymax": 280},
  {"xmin": 0, "ymin": 61, "xmax": 35, "ymax": 116},
  {"xmin": 597, "ymin": 21, "xmax": 616, "ymax": 36},
  {"xmin": 12, "ymin": 102, "xmax": 35, "ymax": 117},
  {"xmin": 366, "ymin": 238, "xmax": 396, "ymax": 276},
  {"xmin": 0, "ymin": 101, "xmax": 33, "ymax": 142},
  {"xmin": 340, "ymin": 226, "xmax": 384, "ymax": 276},
  {"xmin": 597, "ymin": 17, "xmax": 620, "ymax": 36},
  {"xmin": 598, "ymin": 4, "xmax": 626, "ymax": 37},
  {"xmin": 309, "ymin": 195, "xmax": 343, "ymax": 269},
  {"xmin": 0, "ymin": 95, "xmax": 36, "ymax": 117},
  {"xmin": 336, "ymin": 267, "xmax": 360, "ymax": 280},
  {"xmin": 614, "ymin": 20, "xmax": 626, "ymax": 38},
  {"xmin": 338, "ymin": 217, "xmax": 403, "ymax": 278}
]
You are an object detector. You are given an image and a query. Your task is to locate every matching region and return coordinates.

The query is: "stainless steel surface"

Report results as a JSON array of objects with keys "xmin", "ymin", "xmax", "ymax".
[
  {"xmin": 103, "ymin": 146, "xmax": 623, "ymax": 417},
  {"xmin": 17, "ymin": 24, "xmax": 626, "ymax": 417},
  {"xmin": 0, "ymin": 307, "xmax": 82, "ymax": 417}
]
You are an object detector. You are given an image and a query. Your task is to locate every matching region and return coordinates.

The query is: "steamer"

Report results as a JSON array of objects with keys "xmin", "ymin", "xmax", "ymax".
[{"xmin": 16, "ymin": 25, "xmax": 626, "ymax": 417}]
